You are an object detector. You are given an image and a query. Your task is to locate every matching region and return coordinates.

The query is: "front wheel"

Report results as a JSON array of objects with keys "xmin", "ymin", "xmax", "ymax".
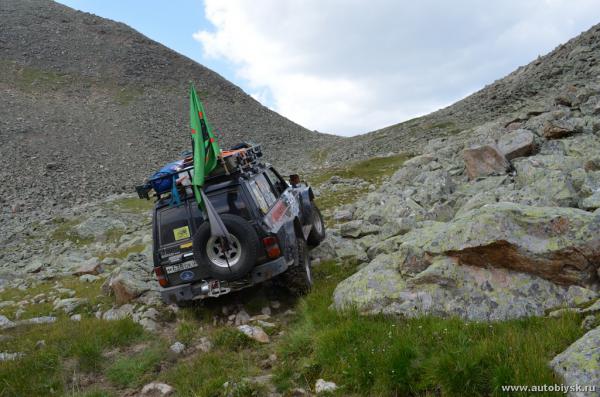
[
  {"xmin": 282, "ymin": 238, "xmax": 312, "ymax": 296},
  {"xmin": 306, "ymin": 204, "xmax": 326, "ymax": 246}
]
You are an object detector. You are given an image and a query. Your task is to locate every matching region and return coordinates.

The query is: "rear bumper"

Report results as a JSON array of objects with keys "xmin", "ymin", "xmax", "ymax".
[{"xmin": 160, "ymin": 256, "xmax": 289, "ymax": 304}]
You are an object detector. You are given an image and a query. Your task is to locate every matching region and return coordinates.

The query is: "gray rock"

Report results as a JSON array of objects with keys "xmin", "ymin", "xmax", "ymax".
[
  {"xmin": 0, "ymin": 352, "xmax": 24, "ymax": 361},
  {"xmin": 53, "ymin": 298, "xmax": 87, "ymax": 314},
  {"xmin": 70, "ymin": 314, "xmax": 82, "ymax": 321},
  {"xmin": 315, "ymin": 379, "xmax": 338, "ymax": 394},
  {"xmin": 581, "ymin": 315, "xmax": 596, "ymax": 331},
  {"xmin": 102, "ymin": 304, "xmax": 134, "ymax": 321},
  {"xmin": 169, "ymin": 341, "xmax": 185, "ymax": 354},
  {"xmin": 75, "ymin": 215, "xmax": 126, "ymax": 240},
  {"xmin": 79, "ymin": 274, "xmax": 100, "ymax": 282},
  {"xmin": 333, "ymin": 256, "xmax": 591, "ymax": 321},
  {"xmin": 234, "ymin": 309, "xmax": 251, "ymax": 326},
  {"xmin": 497, "ymin": 129, "xmax": 535, "ymax": 160},
  {"xmin": 237, "ymin": 325, "xmax": 270, "ymax": 343},
  {"xmin": 550, "ymin": 326, "xmax": 600, "ymax": 396},
  {"xmin": 196, "ymin": 337, "xmax": 213, "ymax": 353},
  {"xmin": 543, "ymin": 119, "xmax": 579, "ymax": 139},
  {"xmin": 0, "ymin": 315, "xmax": 16, "ymax": 330},
  {"xmin": 18, "ymin": 316, "xmax": 56, "ymax": 326},
  {"xmin": 332, "ymin": 209, "xmax": 353, "ymax": 222},
  {"xmin": 580, "ymin": 95, "xmax": 600, "ymax": 116},
  {"xmin": 401, "ymin": 203, "xmax": 600, "ymax": 287},
  {"xmin": 140, "ymin": 382, "xmax": 174, "ymax": 396}
]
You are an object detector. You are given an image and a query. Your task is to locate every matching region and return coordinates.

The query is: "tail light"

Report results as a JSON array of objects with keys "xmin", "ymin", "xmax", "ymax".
[
  {"xmin": 262, "ymin": 236, "xmax": 281, "ymax": 259},
  {"xmin": 154, "ymin": 266, "xmax": 169, "ymax": 287}
]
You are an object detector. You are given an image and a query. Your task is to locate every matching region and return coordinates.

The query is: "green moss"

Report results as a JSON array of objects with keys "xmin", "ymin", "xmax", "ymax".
[
  {"xmin": 104, "ymin": 227, "xmax": 125, "ymax": 245},
  {"xmin": 51, "ymin": 218, "xmax": 94, "ymax": 246},
  {"xmin": 308, "ymin": 153, "xmax": 410, "ymax": 187},
  {"xmin": 111, "ymin": 197, "xmax": 154, "ymax": 213}
]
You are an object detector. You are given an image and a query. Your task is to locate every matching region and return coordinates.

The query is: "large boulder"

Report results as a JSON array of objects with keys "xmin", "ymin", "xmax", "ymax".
[
  {"xmin": 105, "ymin": 259, "xmax": 155, "ymax": 304},
  {"xmin": 543, "ymin": 119, "xmax": 579, "ymax": 139},
  {"xmin": 497, "ymin": 129, "xmax": 536, "ymax": 160},
  {"xmin": 401, "ymin": 203, "xmax": 600, "ymax": 287},
  {"xmin": 513, "ymin": 154, "xmax": 582, "ymax": 207},
  {"xmin": 462, "ymin": 145, "xmax": 510, "ymax": 180},
  {"xmin": 550, "ymin": 325, "xmax": 600, "ymax": 397},
  {"xmin": 333, "ymin": 256, "xmax": 596, "ymax": 321}
]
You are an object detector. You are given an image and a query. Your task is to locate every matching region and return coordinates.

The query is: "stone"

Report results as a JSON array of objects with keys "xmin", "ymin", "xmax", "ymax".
[
  {"xmin": 550, "ymin": 326, "xmax": 600, "ymax": 395},
  {"xmin": 196, "ymin": 337, "xmax": 212, "ymax": 353},
  {"xmin": 402, "ymin": 203, "xmax": 600, "ymax": 287},
  {"xmin": 0, "ymin": 352, "xmax": 24, "ymax": 361},
  {"xmin": 107, "ymin": 268, "xmax": 151, "ymax": 304},
  {"xmin": 53, "ymin": 298, "xmax": 87, "ymax": 314},
  {"xmin": 462, "ymin": 145, "xmax": 510, "ymax": 180},
  {"xmin": 102, "ymin": 304, "xmax": 134, "ymax": 321},
  {"xmin": 332, "ymin": 209, "xmax": 353, "ymax": 222},
  {"xmin": 234, "ymin": 309, "xmax": 251, "ymax": 325},
  {"xmin": 580, "ymin": 95, "xmax": 600, "ymax": 116},
  {"xmin": 581, "ymin": 315, "xmax": 596, "ymax": 330},
  {"xmin": 72, "ymin": 259, "xmax": 103, "ymax": 276},
  {"xmin": 237, "ymin": 325, "xmax": 270, "ymax": 343},
  {"xmin": 70, "ymin": 314, "xmax": 82, "ymax": 321},
  {"xmin": 543, "ymin": 119, "xmax": 577, "ymax": 139},
  {"xmin": 35, "ymin": 340, "xmax": 46, "ymax": 349},
  {"xmin": 0, "ymin": 315, "xmax": 16, "ymax": 330},
  {"xmin": 140, "ymin": 382, "xmax": 175, "ymax": 396},
  {"xmin": 334, "ymin": 256, "xmax": 592, "ymax": 321},
  {"xmin": 497, "ymin": 129, "xmax": 535, "ymax": 160},
  {"xmin": 513, "ymin": 155, "xmax": 581, "ymax": 207},
  {"xmin": 79, "ymin": 274, "xmax": 99, "ymax": 282},
  {"xmin": 261, "ymin": 306, "xmax": 272, "ymax": 316},
  {"xmin": 24, "ymin": 260, "xmax": 45, "ymax": 274},
  {"xmin": 581, "ymin": 191, "xmax": 600, "ymax": 210},
  {"xmin": 340, "ymin": 220, "xmax": 379, "ymax": 238},
  {"xmin": 315, "ymin": 379, "xmax": 338, "ymax": 394},
  {"xmin": 169, "ymin": 341, "xmax": 185, "ymax": 354}
]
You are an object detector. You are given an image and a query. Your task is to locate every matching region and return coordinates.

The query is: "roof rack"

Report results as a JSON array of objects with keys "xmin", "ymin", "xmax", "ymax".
[{"xmin": 136, "ymin": 142, "xmax": 264, "ymax": 200}]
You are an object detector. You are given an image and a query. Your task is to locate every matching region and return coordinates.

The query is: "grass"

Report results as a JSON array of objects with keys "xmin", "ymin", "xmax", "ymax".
[
  {"xmin": 273, "ymin": 261, "xmax": 585, "ymax": 396},
  {"xmin": 0, "ymin": 318, "xmax": 146, "ymax": 396},
  {"xmin": 106, "ymin": 346, "xmax": 164, "ymax": 388}
]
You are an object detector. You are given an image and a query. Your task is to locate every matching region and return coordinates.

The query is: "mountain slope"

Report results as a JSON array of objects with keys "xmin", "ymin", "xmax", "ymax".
[
  {"xmin": 0, "ymin": 0, "xmax": 341, "ymax": 212},
  {"xmin": 328, "ymin": 22, "xmax": 600, "ymax": 162}
]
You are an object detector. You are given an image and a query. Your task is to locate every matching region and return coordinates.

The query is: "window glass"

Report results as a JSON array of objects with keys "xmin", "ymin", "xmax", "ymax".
[
  {"xmin": 159, "ymin": 206, "xmax": 190, "ymax": 245},
  {"xmin": 255, "ymin": 174, "xmax": 277, "ymax": 207},
  {"xmin": 248, "ymin": 179, "xmax": 269, "ymax": 214},
  {"xmin": 265, "ymin": 168, "xmax": 287, "ymax": 195}
]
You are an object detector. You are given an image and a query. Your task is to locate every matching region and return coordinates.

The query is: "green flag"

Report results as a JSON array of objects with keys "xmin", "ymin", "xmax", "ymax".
[{"xmin": 190, "ymin": 84, "xmax": 221, "ymax": 205}]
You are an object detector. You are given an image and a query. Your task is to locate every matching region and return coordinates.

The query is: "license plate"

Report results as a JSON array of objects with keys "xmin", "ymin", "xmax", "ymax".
[{"xmin": 165, "ymin": 261, "xmax": 198, "ymax": 274}]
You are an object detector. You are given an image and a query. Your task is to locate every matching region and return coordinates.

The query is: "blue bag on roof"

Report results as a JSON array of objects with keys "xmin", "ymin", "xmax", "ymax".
[{"xmin": 149, "ymin": 160, "xmax": 184, "ymax": 194}]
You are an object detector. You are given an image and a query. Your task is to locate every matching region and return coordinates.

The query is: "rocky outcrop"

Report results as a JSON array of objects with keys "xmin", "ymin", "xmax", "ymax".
[
  {"xmin": 550, "ymin": 325, "xmax": 600, "ymax": 396},
  {"xmin": 401, "ymin": 203, "xmax": 600, "ymax": 287},
  {"xmin": 333, "ymin": 253, "xmax": 597, "ymax": 321}
]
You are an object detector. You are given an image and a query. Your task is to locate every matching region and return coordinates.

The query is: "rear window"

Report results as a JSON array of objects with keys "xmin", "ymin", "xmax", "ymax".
[{"xmin": 159, "ymin": 206, "xmax": 191, "ymax": 246}]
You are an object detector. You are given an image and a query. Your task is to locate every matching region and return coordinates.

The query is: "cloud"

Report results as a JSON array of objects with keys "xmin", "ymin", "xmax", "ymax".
[{"xmin": 194, "ymin": 0, "xmax": 599, "ymax": 136}]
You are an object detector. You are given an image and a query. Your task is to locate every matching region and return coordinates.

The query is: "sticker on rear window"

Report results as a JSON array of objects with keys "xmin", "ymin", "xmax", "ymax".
[{"xmin": 173, "ymin": 226, "xmax": 190, "ymax": 241}]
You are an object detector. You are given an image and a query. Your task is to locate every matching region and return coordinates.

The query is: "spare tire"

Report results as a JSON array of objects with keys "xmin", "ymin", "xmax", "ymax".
[{"xmin": 192, "ymin": 214, "xmax": 259, "ymax": 281}]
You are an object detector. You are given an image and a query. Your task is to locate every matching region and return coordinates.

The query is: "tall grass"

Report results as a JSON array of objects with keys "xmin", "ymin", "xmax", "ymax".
[{"xmin": 274, "ymin": 261, "xmax": 584, "ymax": 396}]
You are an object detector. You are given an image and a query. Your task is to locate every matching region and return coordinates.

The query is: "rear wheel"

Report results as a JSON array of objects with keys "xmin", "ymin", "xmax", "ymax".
[
  {"xmin": 282, "ymin": 238, "xmax": 312, "ymax": 296},
  {"xmin": 193, "ymin": 214, "xmax": 259, "ymax": 281},
  {"xmin": 307, "ymin": 204, "xmax": 326, "ymax": 246}
]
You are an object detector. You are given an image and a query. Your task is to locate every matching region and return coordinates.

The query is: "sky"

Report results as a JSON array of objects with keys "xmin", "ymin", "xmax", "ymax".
[{"xmin": 57, "ymin": 1, "xmax": 600, "ymax": 136}]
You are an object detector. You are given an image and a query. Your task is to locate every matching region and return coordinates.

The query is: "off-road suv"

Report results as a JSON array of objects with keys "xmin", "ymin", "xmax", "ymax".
[{"xmin": 137, "ymin": 144, "xmax": 326, "ymax": 305}]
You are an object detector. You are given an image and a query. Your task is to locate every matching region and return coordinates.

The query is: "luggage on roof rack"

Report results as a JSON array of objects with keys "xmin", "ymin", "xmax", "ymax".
[{"xmin": 136, "ymin": 142, "xmax": 263, "ymax": 200}]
